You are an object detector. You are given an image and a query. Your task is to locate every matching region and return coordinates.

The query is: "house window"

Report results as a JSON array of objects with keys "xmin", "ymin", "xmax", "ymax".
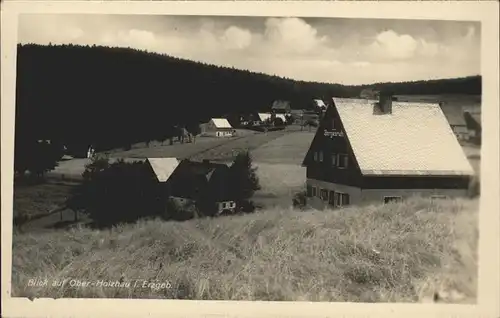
[
  {"xmin": 307, "ymin": 185, "xmax": 313, "ymax": 197},
  {"xmin": 334, "ymin": 192, "xmax": 350, "ymax": 207},
  {"xmin": 319, "ymin": 151, "xmax": 324, "ymax": 162},
  {"xmin": 331, "ymin": 153, "xmax": 337, "ymax": 166},
  {"xmin": 328, "ymin": 190, "xmax": 335, "ymax": 206},
  {"xmin": 431, "ymin": 195, "xmax": 448, "ymax": 201},
  {"xmin": 337, "ymin": 154, "xmax": 348, "ymax": 169},
  {"xmin": 311, "ymin": 186, "xmax": 317, "ymax": 197},
  {"xmin": 313, "ymin": 152, "xmax": 318, "ymax": 161},
  {"xmin": 320, "ymin": 189, "xmax": 328, "ymax": 201},
  {"xmin": 384, "ymin": 196, "xmax": 402, "ymax": 204}
]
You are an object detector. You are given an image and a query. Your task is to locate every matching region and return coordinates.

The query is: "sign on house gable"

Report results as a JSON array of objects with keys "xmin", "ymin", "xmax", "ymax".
[{"xmin": 302, "ymin": 102, "xmax": 348, "ymax": 167}]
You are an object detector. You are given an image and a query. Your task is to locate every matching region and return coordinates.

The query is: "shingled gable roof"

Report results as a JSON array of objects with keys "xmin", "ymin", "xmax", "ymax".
[
  {"xmin": 211, "ymin": 118, "xmax": 233, "ymax": 129},
  {"xmin": 302, "ymin": 99, "xmax": 474, "ymax": 177},
  {"xmin": 147, "ymin": 157, "xmax": 180, "ymax": 182},
  {"xmin": 107, "ymin": 157, "xmax": 179, "ymax": 182},
  {"xmin": 334, "ymin": 98, "xmax": 474, "ymax": 176},
  {"xmin": 172, "ymin": 159, "xmax": 230, "ymax": 181},
  {"xmin": 314, "ymin": 99, "xmax": 326, "ymax": 108}
]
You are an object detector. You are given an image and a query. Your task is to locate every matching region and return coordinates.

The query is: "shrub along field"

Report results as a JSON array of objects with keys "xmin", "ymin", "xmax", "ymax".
[{"xmin": 11, "ymin": 197, "xmax": 478, "ymax": 303}]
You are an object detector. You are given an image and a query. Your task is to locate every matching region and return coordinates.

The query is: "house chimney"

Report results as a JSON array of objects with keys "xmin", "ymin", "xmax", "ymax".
[
  {"xmin": 378, "ymin": 91, "xmax": 393, "ymax": 114},
  {"xmin": 202, "ymin": 159, "xmax": 210, "ymax": 165}
]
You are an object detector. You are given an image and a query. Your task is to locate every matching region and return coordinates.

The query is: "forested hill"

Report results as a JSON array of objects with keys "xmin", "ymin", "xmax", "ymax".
[{"xmin": 15, "ymin": 43, "xmax": 481, "ymax": 151}]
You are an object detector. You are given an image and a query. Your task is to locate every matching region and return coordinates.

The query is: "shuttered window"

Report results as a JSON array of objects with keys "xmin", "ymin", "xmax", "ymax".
[
  {"xmin": 384, "ymin": 196, "xmax": 402, "ymax": 204},
  {"xmin": 337, "ymin": 154, "xmax": 348, "ymax": 169},
  {"xmin": 320, "ymin": 189, "xmax": 328, "ymax": 201}
]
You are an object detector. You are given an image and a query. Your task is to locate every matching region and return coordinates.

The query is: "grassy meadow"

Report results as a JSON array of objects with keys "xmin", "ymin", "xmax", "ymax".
[
  {"xmin": 11, "ymin": 114, "xmax": 481, "ymax": 303},
  {"xmin": 11, "ymin": 197, "xmax": 478, "ymax": 303}
]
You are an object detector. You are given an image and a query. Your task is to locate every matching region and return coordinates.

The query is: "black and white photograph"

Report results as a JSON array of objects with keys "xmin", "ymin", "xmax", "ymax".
[{"xmin": 1, "ymin": 1, "xmax": 499, "ymax": 318}]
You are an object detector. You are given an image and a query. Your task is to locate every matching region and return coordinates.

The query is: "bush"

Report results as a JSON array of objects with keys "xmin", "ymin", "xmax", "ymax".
[
  {"xmin": 292, "ymin": 190, "xmax": 307, "ymax": 209},
  {"xmin": 14, "ymin": 139, "xmax": 61, "ymax": 178},
  {"xmin": 164, "ymin": 199, "xmax": 200, "ymax": 221},
  {"xmin": 229, "ymin": 151, "xmax": 260, "ymax": 211},
  {"xmin": 66, "ymin": 157, "xmax": 165, "ymax": 227}
]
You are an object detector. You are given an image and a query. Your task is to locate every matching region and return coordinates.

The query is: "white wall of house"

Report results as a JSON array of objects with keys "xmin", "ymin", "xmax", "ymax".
[
  {"xmin": 306, "ymin": 178, "xmax": 362, "ymax": 210},
  {"xmin": 306, "ymin": 177, "xmax": 469, "ymax": 210},
  {"xmin": 217, "ymin": 201, "xmax": 236, "ymax": 212},
  {"xmin": 215, "ymin": 130, "xmax": 233, "ymax": 137},
  {"xmin": 361, "ymin": 188, "xmax": 469, "ymax": 203}
]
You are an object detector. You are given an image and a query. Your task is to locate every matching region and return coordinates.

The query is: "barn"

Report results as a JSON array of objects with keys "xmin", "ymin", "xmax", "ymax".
[
  {"xmin": 201, "ymin": 118, "xmax": 234, "ymax": 137},
  {"xmin": 302, "ymin": 93, "xmax": 475, "ymax": 209}
]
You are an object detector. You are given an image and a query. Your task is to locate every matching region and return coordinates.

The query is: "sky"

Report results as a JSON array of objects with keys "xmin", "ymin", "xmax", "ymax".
[{"xmin": 18, "ymin": 14, "xmax": 481, "ymax": 85}]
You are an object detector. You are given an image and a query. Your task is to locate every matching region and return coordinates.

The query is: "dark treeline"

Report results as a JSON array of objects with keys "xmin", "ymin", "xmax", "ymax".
[
  {"xmin": 15, "ymin": 43, "xmax": 481, "ymax": 155},
  {"xmin": 364, "ymin": 76, "xmax": 481, "ymax": 96}
]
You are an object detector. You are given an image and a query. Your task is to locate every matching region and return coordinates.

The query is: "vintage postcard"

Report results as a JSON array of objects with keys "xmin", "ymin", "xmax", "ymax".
[{"xmin": 1, "ymin": 1, "xmax": 499, "ymax": 318}]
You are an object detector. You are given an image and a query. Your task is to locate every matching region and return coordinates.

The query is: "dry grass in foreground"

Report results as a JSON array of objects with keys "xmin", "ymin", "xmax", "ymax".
[{"xmin": 12, "ymin": 197, "xmax": 478, "ymax": 303}]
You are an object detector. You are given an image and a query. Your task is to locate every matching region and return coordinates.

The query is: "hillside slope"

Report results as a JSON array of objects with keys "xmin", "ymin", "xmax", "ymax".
[{"xmin": 12, "ymin": 197, "xmax": 478, "ymax": 303}]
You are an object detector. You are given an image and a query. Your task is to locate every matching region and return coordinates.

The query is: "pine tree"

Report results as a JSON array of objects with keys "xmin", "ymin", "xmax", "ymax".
[{"xmin": 229, "ymin": 151, "xmax": 260, "ymax": 210}]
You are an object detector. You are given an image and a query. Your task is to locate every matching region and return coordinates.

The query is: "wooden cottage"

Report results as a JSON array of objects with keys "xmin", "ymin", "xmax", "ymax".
[
  {"xmin": 167, "ymin": 159, "xmax": 237, "ymax": 215},
  {"xmin": 302, "ymin": 94, "xmax": 475, "ymax": 209},
  {"xmin": 201, "ymin": 118, "xmax": 234, "ymax": 137}
]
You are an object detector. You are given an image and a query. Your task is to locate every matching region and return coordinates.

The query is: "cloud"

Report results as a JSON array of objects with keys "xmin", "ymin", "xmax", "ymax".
[
  {"xmin": 368, "ymin": 30, "xmax": 418, "ymax": 60},
  {"xmin": 263, "ymin": 17, "xmax": 328, "ymax": 55},
  {"xmin": 17, "ymin": 15, "xmax": 480, "ymax": 85},
  {"xmin": 221, "ymin": 26, "xmax": 252, "ymax": 50}
]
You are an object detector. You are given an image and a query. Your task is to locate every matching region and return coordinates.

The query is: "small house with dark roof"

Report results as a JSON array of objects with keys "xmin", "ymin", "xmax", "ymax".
[
  {"xmin": 314, "ymin": 99, "xmax": 327, "ymax": 113},
  {"xmin": 271, "ymin": 100, "xmax": 291, "ymax": 114},
  {"xmin": 439, "ymin": 102, "xmax": 469, "ymax": 141},
  {"xmin": 108, "ymin": 157, "xmax": 180, "ymax": 185},
  {"xmin": 167, "ymin": 159, "xmax": 236, "ymax": 215},
  {"xmin": 463, "ymin": 111, "xmax": 482, "ymax": 144},
  {"xmin": 302, "ymin": 94, "xmax": 475, "ymax": 209}
]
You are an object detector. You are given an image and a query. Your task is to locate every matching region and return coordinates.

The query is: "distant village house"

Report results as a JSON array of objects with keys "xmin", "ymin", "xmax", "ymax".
[
  {"xmin": 439, "ymin": 102, "xmax": 469, "ymax": 141},
  {"xmin": 463, "ymin": 111, "xmax": 481, "ymax": 144},
  {"xmin": 271, "ymin": 100, "xmax": 291, "ymax": 114},
  {"xmin": 201, "ymin": 118, "xmax": 235, "ymax": 137},
  {"xmin": 302, "ymin": 93, "xmax": 475, "ymax": 209}
]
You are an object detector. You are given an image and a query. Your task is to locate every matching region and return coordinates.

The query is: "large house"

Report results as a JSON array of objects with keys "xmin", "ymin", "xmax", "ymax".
[
  {"xmin": 201, "ymin": 118, "xmax": 234, "ymax": 137},
  {"xmin": 271, "ymin": 100, "xmax": 291, "ymax": 114},
  {"xmin": 302, "ymin": 93, "xmax": 475, "ymax": 209},
  {"xmin": 167, "ymin": 159, "xmax": 237, "ymax": 215}
]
